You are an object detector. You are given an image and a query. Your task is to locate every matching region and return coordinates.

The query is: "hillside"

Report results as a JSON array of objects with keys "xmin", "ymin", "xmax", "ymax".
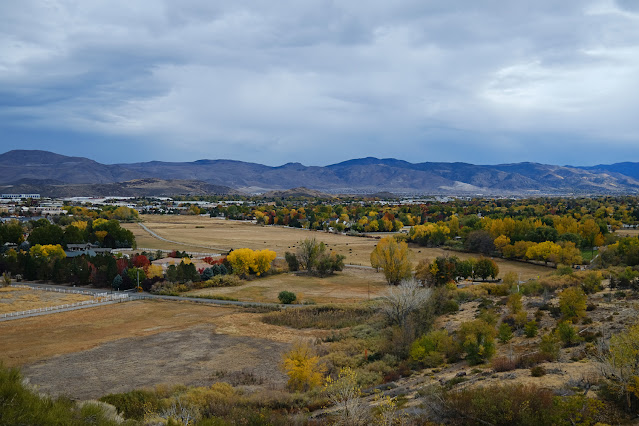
[
  {"xmin": 0, "ymin": 178, "xmax": 239, "ymax": 197},
  {"xmin": 2, "ymin": 150, "xmax": 639, "ymax": 195}
]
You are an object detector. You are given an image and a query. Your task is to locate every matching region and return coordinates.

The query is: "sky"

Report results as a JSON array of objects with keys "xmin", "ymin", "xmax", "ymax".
[{"xmin": 1, "ymin": 1, "xmax": 639, "ymax": 167}]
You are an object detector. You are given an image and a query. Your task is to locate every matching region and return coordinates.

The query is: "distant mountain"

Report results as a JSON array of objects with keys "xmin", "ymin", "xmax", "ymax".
[
  {"xmin": 0, "ymin": 150, "xmax": 138, "ymax": 184},
  {"xmin": 0, "ymin": 177, "xmax": 238, "ymax": 197},
  {"xmin": 263, "ymin": 187, "xmax": 334, "ymax": 198},
  {"xmin": 2, "ymin": 150, "xmax": 639, "ymax": 195}
]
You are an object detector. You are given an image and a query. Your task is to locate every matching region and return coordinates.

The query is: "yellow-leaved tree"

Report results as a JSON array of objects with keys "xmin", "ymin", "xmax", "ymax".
[
  {"xmin": 70, "ymin": 220, "xmax": 88, "ymax": 231},
  {"xmin": 253, "ymin": 249, "xmax": 277, "ymax": 276},
  {"xmin": 283, "ymin": 341, "xmax": 325, "ymax": 392},
  {"xmin": 29, "ymin": 244, "xmax": 66, "ymax": 261},
  {"xmin": 227, "ymin": 248, "xmax": 255, "ymax": 277},
  {"xmin": 370, "ymin": 237, "xmax": 412, "ymax": 285}
]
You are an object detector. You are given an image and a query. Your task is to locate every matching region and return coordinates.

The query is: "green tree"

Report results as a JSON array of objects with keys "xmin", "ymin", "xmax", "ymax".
[
  {"xmin": 458, "ymin": 319, "xmax": 497, "ymax": 365},
  {"xmin": 558, "ymin": 287, "xmax": 587, "ymax": 321}
]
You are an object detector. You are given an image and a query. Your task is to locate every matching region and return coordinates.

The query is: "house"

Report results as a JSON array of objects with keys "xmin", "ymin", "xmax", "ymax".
[{"xmin": 65, "ymin": 243, "xmax": 112, "ymax": 257}]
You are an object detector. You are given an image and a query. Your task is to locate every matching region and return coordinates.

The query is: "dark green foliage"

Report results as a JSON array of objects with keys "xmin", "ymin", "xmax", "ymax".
[
  {"xmin": 530, "ymin": 366, "xmax": 546, "ymax": 377},
  {"xmin": 497, "ymin": 323, "xmax": 513, "ymax": 343},
  {"xmin": 278, "ymin": 290, "xmax": 297, "ymax": 304},
  {"xmin": 284, "ymin": 251, "xmax": 299, "ymax": 271},
  {"xmin": 524, "ymin": 321, "xmax": 538, "ymax": 338}
]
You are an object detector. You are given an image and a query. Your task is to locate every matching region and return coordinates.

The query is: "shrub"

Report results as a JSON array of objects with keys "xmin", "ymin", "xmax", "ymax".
[
  {"xmin": 262, "ymin": 305, "xmax": 374, "ymax": 329},
  {"xmin": 278, "ymin": 291, "xmax": 297, "ymax": 304},
  {"xmin": 491, "ymin": 356, "xmax": 517, "ymax": 372},
  {"xmin": 410, "ymin": 330, "xmax": 455, "ymax": 367},
  {"xmin": 556, "ymin": 321, "xmax": 582, "ymax": 347},
  {"xmin": 497, "ymin": 323, "xmax": 513, "ymax": 343},
  {"xmin": 530, "ymin": 366, "xmax": 546, "ymax": 377},
  {"xmin": 558, "ymin": 286, "xmax": 587, "ymax": 321},
  {"xmin": 524, "ymin": 321, "xmax": 538, "ymax": 338},
  {"xmin": 539, "ymin": 333, "xmax": 561, "ymax": 361},
  {"xmin": 284, "ymin": 251, "xmax": 299, "ymax": 271},
  {"xmin": 457, "ymin": 319, "xmax": 497, "ymax": 365}
]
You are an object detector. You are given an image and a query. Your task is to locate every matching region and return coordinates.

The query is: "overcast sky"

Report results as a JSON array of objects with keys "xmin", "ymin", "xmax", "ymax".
[{"xmin": 1, "ymin": 1, "xmax": 639, "ymax": 166}]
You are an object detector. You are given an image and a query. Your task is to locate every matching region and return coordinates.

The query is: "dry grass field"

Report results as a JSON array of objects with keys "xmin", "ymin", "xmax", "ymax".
[
  {"xmin": 0, "ymin": 287, "xmax": 93, "ymax": 314},
  {"xmin": 615, "ymin": 228, "xmax": 639, "ymax": 237},
  {"xmin": 187, "ymin": 268, "xmax": 388, "ymax": 304},
  {"xmin": 126, "ymin": 215, "xmax": 553, "ymax": 280},
  {"xmin": 1, "ymin": 300, "xmax": 324, "ymax": 398}
]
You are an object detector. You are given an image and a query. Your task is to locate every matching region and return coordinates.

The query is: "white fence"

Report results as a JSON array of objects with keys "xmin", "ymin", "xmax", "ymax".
[
  {"xmin": 10, "ymin": 284, "xmax": 109, "ymax": 297},
  {"xmin": 1, "ymin": 285, "xmax": 130, "ymax": 320}
]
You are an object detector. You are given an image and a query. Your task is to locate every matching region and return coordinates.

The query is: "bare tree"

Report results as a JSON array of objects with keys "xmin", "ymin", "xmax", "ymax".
[{"xmin": 380, "ymin": 278, "xmax": 432, "ymax": 328}]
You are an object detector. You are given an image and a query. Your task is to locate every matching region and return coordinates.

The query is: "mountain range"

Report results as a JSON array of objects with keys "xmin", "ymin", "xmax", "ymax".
[{"xmin": 1, "ymin": 150, "xmax": 639, "ymax": 196}]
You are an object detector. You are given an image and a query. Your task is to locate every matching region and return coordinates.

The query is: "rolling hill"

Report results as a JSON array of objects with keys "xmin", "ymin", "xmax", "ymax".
[{"xmin": 2, "ymin": 150, "xmax": 639, "ymax": 195}]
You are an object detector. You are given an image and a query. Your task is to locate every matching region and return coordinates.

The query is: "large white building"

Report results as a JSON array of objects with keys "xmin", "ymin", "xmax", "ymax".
[{"xmin": 1, "ymin": 193, "xmax": 41, "ymax": 199}]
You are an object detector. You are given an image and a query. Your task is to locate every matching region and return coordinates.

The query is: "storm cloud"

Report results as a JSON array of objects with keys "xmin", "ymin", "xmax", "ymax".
[{"xmin": 1, "ymin": 0, "xmax": 638, "ymax": 166}]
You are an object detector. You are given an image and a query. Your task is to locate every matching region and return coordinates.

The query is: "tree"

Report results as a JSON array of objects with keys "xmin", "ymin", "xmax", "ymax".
[
  {"xmin": 380, "ymin": 278, "xmax": 432, "ymax": 327},
  {"xmin": 282, "ymin": 341, "xmax": 325, "ymax": 392},
  {"xmin": 112, "ymin": 274, "xmax": 123, "ymax": 290},
  {"xmin": 284, "ymin": 252, "xmax": 299, "ymax": 271},
  {"xmin": 558, "ymin": 286, "xmax": 587, "ymax": 321},
  {"xmin": 474, "ymin": 257, "xmax": 499, "ymax": 280},
  {"xmin": 297, "ymin": 237, "xmax": 323, "ymax": 272},
  {"xmin": 226, "ymin": 248, "xmax": 255, "ymax": 277},
  {"xmin": 253, "ymin": 249, "xmax": 277, "ymax": 276},
  {"xmin": 599, "ymin": 322, "xmax": 639, "ymax": 410},
  {"xmin": 370, "ymin": 237, "xmax": 412, "ymax": 285},
  {"xmin": 465, "ymin": 230, "xmax": 495, "ymax": 254},
  {"xmin": 324, "ymin": 367, "xmax": 368, "ymax": 426},
  {"xmin": 410, "ymin": 329, "xmax": 455, "ymax": 367},
  {"xmin": 457, "ymin": 319, "xmax": 497, "ymax": 365},
  {"xmin": 278, "ymin": 290, "xmax": 297, "ymax": 304}
]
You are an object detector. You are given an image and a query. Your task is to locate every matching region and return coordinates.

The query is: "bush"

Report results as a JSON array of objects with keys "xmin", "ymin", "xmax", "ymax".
[
  {"xmin": 262, "ymin": 305, "xmax": 374, "ymax": 329},
  {"xmin": 491, "ymin": 356, "xmax": 517, "ymax": 372},
  {"xmin": 410, "ymin": 330, "xmax": 455, "ymax": 367},
  {"xmin": 556, "ymin": 321, "xmax": 582, "ymax": 347},
  {"xmin": 278, "ymin": 291, "xmax": 297, "ymax": 304},
  {"xmin": 530, "ymin": 366, "xmax": 546, "ymax": 377},
  {"xmin": 524, "ymin": 321, "xmax": 538, "ymax": 338},
  {"xmin": 284, "ymin": 252, "xmax": 299, "ymax": 271},
  {"xmin": 497, "ymin": 323, "xmax": 513, "ymax": 343},
  {"xmin": 0, "ymin": 364, "xmax": 121, "ymax": 425},
  {"xmin": 457, "ymin": 319, "xmax": 497, "ymax": 365}
]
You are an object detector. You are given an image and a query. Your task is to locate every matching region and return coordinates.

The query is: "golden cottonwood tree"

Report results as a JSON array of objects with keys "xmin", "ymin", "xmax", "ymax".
[
  {"xmin": 283, "ymin": 341, "xmax": 325, "ymax": 392},
  {"xmin": 370, "ymin": 237, "xmax": 412, "ymax": 285},
  {"xmin": 227, "ymin": 248, "xmax": 255, "ymax": 277}
]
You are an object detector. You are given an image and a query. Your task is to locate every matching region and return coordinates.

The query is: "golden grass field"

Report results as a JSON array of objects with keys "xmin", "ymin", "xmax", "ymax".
[
  {"xmin": 125, "ymin": 215, "xmax": 553, "ymax": 280},
  {"xmin": 187, "ymin": 268, "xmax": 389, "ymax": 304},
  {"xmin": 0, "ymin": 287, "xmax": 93, "ymax": 314},
  {"xmin": 1, "ymin": 300, "xmax": 324, "ymax": 398}
]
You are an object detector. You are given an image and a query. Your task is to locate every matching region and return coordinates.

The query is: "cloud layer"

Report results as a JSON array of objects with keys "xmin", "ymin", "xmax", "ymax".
[{"xmin": 1, "ymin": 0, "xmax": 638, "ymax": 166}]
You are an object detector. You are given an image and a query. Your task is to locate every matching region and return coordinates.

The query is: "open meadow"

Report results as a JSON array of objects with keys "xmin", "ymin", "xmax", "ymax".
[
  {"xmin": 187, "ymin": 267, "xmax": 388, "ymax": 304},
  {"xmin": 126, "ymin": 215, "xmax": 553, "ymax": 280},
  {"xmin": 0, "ymin": 287, "xmax": 93, "ymax": 314},
  {"xmin": 0, "ymin": 300, "xmax": 324, "ymax": 399}
]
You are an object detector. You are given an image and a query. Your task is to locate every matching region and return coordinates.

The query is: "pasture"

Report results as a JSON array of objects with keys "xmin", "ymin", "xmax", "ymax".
[
  {"xmin": 187, "ymin": 267, "xmax": 389, "ymax": 304},
  {"xmin": 0, "ymin": 300, "xmax": 323, "ymax": 399},
  {"xmin": 0, "ymin": 286, "xmax": 93, "ymax": 314},
  {"xmin": 127, "ymin": 215, "xmax": 553, "ymax": 280}
]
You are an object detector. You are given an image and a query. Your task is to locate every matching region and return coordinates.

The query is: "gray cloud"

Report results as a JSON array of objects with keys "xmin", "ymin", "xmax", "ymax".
[{"xmin": 1, "ymin": 0, "xmax": 638, "ymax": 166}]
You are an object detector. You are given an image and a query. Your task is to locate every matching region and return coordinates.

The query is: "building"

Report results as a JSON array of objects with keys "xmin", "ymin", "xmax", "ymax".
[{"xmin": 1, "ymin": 194, "xmax": 41, "ymax": 199}]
